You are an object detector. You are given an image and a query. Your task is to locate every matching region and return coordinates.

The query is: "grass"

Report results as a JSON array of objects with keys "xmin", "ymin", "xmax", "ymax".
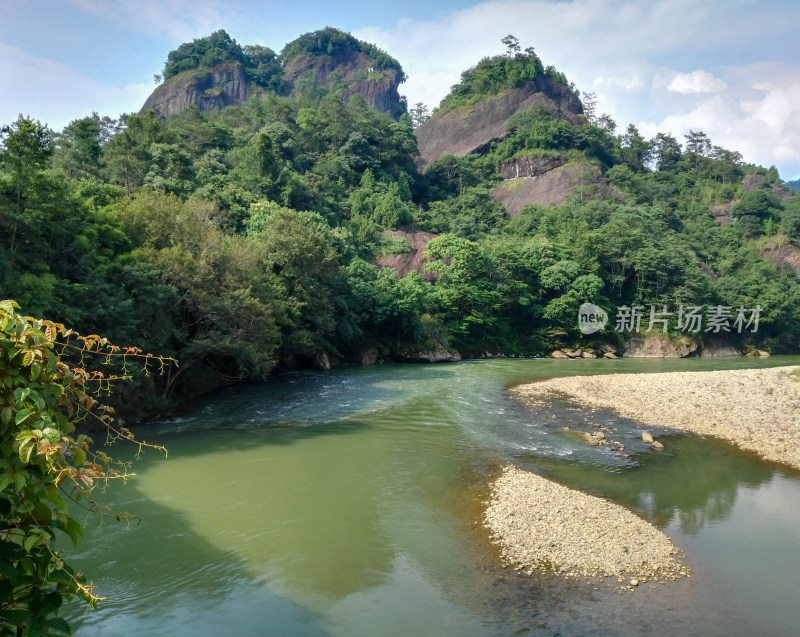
[{"xmin": 376, "ymin": 235, "xmax": 411, "ymax": 257}]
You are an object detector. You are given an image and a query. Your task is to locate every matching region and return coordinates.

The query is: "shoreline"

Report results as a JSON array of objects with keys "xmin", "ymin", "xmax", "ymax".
[
  {"xmin": 511, "ymin": 365, "xmax": 800, "ymax": 471},
  {"xmin": 484, "ymin": 365, "xmax": 799, "ymax": 586}
]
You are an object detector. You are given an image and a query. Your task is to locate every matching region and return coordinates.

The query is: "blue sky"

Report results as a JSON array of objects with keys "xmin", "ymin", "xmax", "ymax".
[{"xmin": 2, "ymin": 0, "xmax": 799, "ymax": 180}]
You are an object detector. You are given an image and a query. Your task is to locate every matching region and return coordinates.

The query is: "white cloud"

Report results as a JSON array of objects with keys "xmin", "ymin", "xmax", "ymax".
[
  {"xmin": 0, "ymin": 43, "xmax": 152, "ymax": 130},
  {"xmin": 668, "ymin": 70, "xmax": 727, "ymax": 94},
  {"xmin": 594, "ymin": 74, "xmax": 646, "ymax": 93},
  {"xmin": 357, "ymin": 0, "xmax": 800, "ymax": 179},
  {"xmin": 638, "ymin": 67, "xmax": 800, "ymax": 178},
  {"xmin": 63, "ymin": 0, "xmax": 240, "ymax": 41}
]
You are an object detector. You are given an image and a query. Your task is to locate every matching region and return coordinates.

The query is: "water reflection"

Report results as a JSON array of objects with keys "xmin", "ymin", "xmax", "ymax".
[
  {"xmin": 63, "ymin": 357, "xmax": 800, "ymax": 636},
  {"xmin": 519, "ymin": 435, "xmax": 777, "ymax": 534},
  {"xmin": 64, "ymin": 476, "xmax": 331, "ymax": 636}
]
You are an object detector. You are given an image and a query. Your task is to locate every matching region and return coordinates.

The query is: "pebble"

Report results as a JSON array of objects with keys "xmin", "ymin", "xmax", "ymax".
[
  {"xmin": 484, "ymin": 466, "xmax": 688, "ymax": 586},
  {"xmin": 512, "ymin": 366, "xmax": 800, "ymax": 470}
]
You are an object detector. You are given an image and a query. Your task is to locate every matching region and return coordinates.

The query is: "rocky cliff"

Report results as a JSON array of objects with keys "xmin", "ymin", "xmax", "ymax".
[
  {"xmin": 372, "ymin": 227, "xmax": 438, "ymax": 281},
  {"xmin": 141, "ymin": 42, "xmax": 404, "ymax": 119},
  {"xmin": 282, "ymin": 49, "xmax": 402, "ymax": 115},
  {"xmin": 141, "ymin": 61, "xmax": 251, "ymax": 118},
  {"xmin": 492, "ymin": 163, "xmax": 615, "ymax": 214},
  {"xmin": 414, "ymin": 78, "xmax": 583, "ymax": 168}
]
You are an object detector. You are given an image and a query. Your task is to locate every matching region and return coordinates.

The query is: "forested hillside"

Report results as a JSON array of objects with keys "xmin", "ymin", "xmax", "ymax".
[{"xmin": 2, "ymin": 31, "xmax": 799, "ymax": 420}]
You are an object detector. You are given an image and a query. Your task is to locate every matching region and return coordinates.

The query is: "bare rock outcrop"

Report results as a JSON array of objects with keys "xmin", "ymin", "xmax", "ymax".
[
  {"xmin": 283, "ymin": 49, "xmax": 402, "ymax": 115},
  {"xmin": 372, "ymin": 227, "xmax": 438, "ymax": 281},
  {"xmin": 741, "ymin": 174, "xmax": 792, "ymax": 199},
  {"xmin": 491, "ymin": 164, "xmax": 613, "ymax": 215},
  {"xmin": 761, "ymin": 243, "xmax": 800, "ymax": 276},
  {"xmin": 623, "ymin": 334, "xmax": 699, "ymax": 358},
  {"xmin": 499, "ymin": 155, "xmax": 565, "ymax": 179},
  {"xmin": 392, "ymin": 341, "xmax": 461, "ymax": 363},
  {"xmin": 141, "ymin": 61, "xmax": 251, "ymax": 118},
  {"xmin": 414, "ymin": 78, "xmax": 583, "ymax": 168}
]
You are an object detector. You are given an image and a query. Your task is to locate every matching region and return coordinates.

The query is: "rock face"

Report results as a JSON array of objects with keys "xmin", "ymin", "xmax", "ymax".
[
  {"xmin": 283, "ymin": 49, "xmax": 402, "ymax": 115},
  {"xmin": 710, "ymin": 201, "xmax": 735, "ymax": 226},
  {"xmin": 491, "ymin": 164, "xmax": 613, "ymax": 214},
  {"xmin": 761, "ymin": 243, "xmax": 800, "ymax": 276},
  {"xmin": 141, "ymin": 50, "xmax": 404, "ymax": 119},
  {"xmin": 141, "ymin": 62, "xmax": 251, "ymax": 118},
  {"xmin": 499, "ymin": 155, "xmax": 565, "ymax": 180},
  {"xmin": 414, "ymin": 78, "xmax": 583, "ymax": 168},
  {"xmin": 700, "ymin": 338, "xmax": 742, "ymax": 357},
  {"xmin": 373, "ymin": 227, "xmax": 438, "ymax": 281},
  {"xmin": 392, "ymin": 341, "xmax": 461, "ymax": 363},
  {"xmin": 623, "ymin": 334, "xmax": 699, "ymax": 358}
]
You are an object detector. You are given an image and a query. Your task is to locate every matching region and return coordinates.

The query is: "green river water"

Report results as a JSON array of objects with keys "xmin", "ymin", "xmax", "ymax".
[{"xmin": 64, "ymin": 357, "xmax": 800, "ymax": 636}]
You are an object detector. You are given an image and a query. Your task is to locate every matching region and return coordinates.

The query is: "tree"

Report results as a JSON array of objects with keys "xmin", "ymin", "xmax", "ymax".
[
  {"xmin": 0, "ymin": 116, "xmax": 53, "ymax": 215},
  {"xmin": 581, "ymin": 91, "xmax": 597, "ymax": 123},
  {"xmin": 652, "ymin": 132, "xmax": 682, "ymax": 171},
  {"xmin": 619, "ymin": 124, "xmax": 653, "ymax": 173},
  {"xmin": 683, "ymin": 130, "xmax": 712, "ymax": 171},
  {"xmin": 0, "ymin": 299, "xmax": 172, "ymax": 635},
  {"xmin": 501, "ymin": 34, "xmax": 521, "ymax": 57},
  {"xmin": 409, "ymin": 102, "xmax": 431, "ymax": 128}
]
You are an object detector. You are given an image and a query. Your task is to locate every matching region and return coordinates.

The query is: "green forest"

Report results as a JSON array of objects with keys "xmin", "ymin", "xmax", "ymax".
[
  {"xmin": 3, "ymin": 28, "xmax": 800, "ymax": 635},
  {"xmin": 2, "ymin": 29, "xmax": 800, "ymax": 423}
]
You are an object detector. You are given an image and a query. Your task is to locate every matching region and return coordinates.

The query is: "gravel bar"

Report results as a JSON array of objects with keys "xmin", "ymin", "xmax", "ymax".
[
  {"xmin": 511, "ymin": 366, "xmax": 800, "ymax": 470},
  {"xmin": 485, "ymin": 465, "xmax": 688, "ymax": 584}
]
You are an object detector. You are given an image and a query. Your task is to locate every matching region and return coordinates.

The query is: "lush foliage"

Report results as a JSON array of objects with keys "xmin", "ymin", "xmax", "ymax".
[
  {"xmin": 162, "ymin": 30, "xmax": 250, "ymax": 80},
  {"xmin": 3, "ymin": 38, "xmax": 800, "ymax": 423},
  {"xmin": 158, "ymin": 27, "xmax": 404, "ymax": 95},
  {"xmin": 436, "ymin": 36, "xmax": 575, "ymax": 115},
  {"xmin": 281, "ymin": 27, "xmax": 405, "ymax": 81},
  {"xmin": 0, "ymin": 300, "xmax": 170, "ymax": 635}
]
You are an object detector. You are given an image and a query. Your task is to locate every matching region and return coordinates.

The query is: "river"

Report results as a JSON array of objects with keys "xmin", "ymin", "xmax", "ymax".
[{"xmin": 64, "ymin": 357, "xmax": 800, "ymax": 636}]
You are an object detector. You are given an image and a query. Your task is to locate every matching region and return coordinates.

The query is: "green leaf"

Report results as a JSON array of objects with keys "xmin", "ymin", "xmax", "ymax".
[
  {"xmin": 73, "ymin": 447, "xmax": 86, "ymax": 467},
  {"xmin": 12, "ymin": 470, "xmax": 28, "ymax": 491},
  {"xmin": 55, "ymin": 518, "xmax": 83, "ymax": 547},
  {"xmin": 0, "ymin": 472, "xmax": 12, "ymax": 492},
  {"xmin": 0, "ymin": 608, "xmax": 32, "ymax": 626},
  {"xmin": 46, "ymin": 617, "xmax": 72, "ymax": 635},
  {"xmin": 15, "ymin": 407, "xmax": 35, "ymax": 426},
  {"xmin": 0, "ymin": 540, "xmax": 25, "ymax": 559},
  {"xmin": 23, "ymin": 533, "xmax": 41, "ymax": 552},
  {"xmin": 28, "ymin": 390, "xmax": 45, "ymax": 411},
  {"xmin": 38, "ymin": 591, "xmax": 63, "ymax": 614},
  {"xmin": 30, "ymin": 362, "xmax": 42, "ymax": 380},
  {"xmin": 42, "ymin": 428, "xmax": 60, "ymax": 444},
  {"xmin": 1, "ymin": 406, "xmax": 13, "ymax": 425},
  {"xmin": 20, "ymin": 441, "xmax": 35, "ymax": 464}
]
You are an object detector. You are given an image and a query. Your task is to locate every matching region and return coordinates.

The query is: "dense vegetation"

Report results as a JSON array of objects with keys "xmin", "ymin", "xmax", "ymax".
[
  {"xmin": 158, "ymin": 27, "xmax": 404, "ymax": 96},
  {"xmin": 3, "ymin": 36, "xmax": 800, "ymax": 630},
  {"xmin": 281, "ymin": 27, "xmax": 406, "ymax": 81},
  {"xmin": 2, "ymin": 36, "xmax": 800, "ymax": 426},
  {"xmin": 0, "ymin": 300, "xmax": 170, "ymax": 635},
  {"xmin": 436, "ymin": 35, "xmax": 574, "ymax": 115}
]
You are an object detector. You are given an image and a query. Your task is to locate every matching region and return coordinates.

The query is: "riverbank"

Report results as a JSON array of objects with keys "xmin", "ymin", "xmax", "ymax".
[
  {"xmin": 484, "ymin": 465, "xmax": 688, "ymax": 585},
  {"xmin": 511, "ymin": 365, "xmax": 800, "ymax": 471}
]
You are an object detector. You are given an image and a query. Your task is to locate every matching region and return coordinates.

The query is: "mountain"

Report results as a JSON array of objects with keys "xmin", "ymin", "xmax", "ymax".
[
  {"xmin": 141, "ymin": 27, "xmax": 405, "ymax": 119},
  {"xmin": 141, "ymin": 60, "xmax": 253, "ymax": 118},
  {"xmin": 413, "ymin": 49, "xmax": 614, "ymax": 212},
  {"xmin": 414, "ymin": 76, "xmax": 583, "ymax": 168},
  {"xmin": 5, "ymin": 32, "xmax": 800, "ymax": 423},
  {"xmin": 785, "ymin": 178, "xmax": 800, "ymax": 192}
]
